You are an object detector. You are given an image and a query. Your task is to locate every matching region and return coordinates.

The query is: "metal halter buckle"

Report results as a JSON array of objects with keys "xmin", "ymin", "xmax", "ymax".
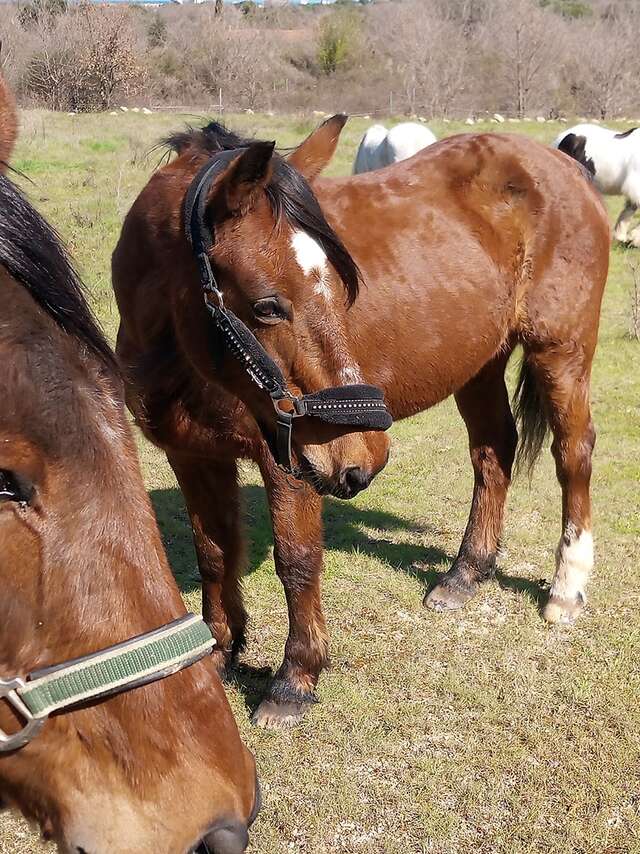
[
  {"xmin": 271, "ymin": 393, "xmax": 307, "ymax": 419},
  {"xmin": 0, "ymin": 677, "xmax": 45, "ymax": 753}
]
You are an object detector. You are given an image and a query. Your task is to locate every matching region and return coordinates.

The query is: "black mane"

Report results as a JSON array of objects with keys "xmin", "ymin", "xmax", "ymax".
[
  {"xmin": 614, "ymin": 127, "xmax": 638, "ymax": 139},
  {"xmin": 0, "ymin": 175, "xmax": 117, "ymax": 372},
  {"xmin": 162, "ymin": 121, "xmax": 362, "ymax": 305}
]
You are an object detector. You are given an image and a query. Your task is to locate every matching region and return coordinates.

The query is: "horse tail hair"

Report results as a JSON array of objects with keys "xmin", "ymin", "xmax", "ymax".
[{"xmin": 513, "ymin": 352, "xmax": 550, "ymax": 475}]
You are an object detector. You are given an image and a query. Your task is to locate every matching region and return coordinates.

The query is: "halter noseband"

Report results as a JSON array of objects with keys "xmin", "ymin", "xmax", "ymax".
[
  {"xmin": 184, "ymin": 150, "xmax": 393, "ymax": 477},
  {"xmin": 0, "ymin": 614, "xmax": 214, "ymax": 753}
]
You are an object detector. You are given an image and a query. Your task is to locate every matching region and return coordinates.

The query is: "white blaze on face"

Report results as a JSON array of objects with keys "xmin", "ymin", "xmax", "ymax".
[
  {"xmin": 551, "ymin": 523, "xmax": 594, "ymax": 602},
  {"xmin": 291, "ymin": 230, "xmax": 332, "ymax": 299},
  {"xmin": 291, "ymin": 228, "xmax": 365, "ymax": 387}
]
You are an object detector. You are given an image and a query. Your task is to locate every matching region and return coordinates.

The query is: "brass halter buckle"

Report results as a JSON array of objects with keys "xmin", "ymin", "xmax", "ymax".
[{"xmin": 0, "ymin": 677, "xmax": 45, "ymax": 753}]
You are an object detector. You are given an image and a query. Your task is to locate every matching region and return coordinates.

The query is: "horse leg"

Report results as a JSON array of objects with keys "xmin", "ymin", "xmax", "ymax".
[
  {"xmin": 425, "ymin": 355, "xmax": 517, "ymax": 611},
  {"xmin": 613, "ymin": 198, "xmax": 637, "ymax": 243},
  {"xmin": 527, "ymin": 352, "xmax": 596, "ymax": 624},
  {"xmin": 252, "ymin": 457, "xmax": 327, "ymax": 730},
  {"xmin": 167, "ymin": 453, "xmax": 247, "ymax": 674}
]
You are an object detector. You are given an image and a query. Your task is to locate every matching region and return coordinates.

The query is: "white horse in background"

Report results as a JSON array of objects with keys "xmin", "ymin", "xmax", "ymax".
[
  {"xmin": 553, "ymin": 123, "xmax": 640, "ymax": 245},
  {"xmin": 353, "ymin": 122, "xmax": 437, "ymax": 174}
]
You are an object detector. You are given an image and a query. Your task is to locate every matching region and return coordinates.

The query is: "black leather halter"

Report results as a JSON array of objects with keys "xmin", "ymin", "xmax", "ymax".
[{"xmin": 184, "ymin": 150, "xmax": 392, "ymax": 476}]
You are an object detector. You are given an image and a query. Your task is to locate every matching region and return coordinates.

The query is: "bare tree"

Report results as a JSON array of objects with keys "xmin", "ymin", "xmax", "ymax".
[
  {"xmin": 6, "ymin": 0, "xmax": 640, "ymax": 118},
  {"xmin": 479, "ymin": 0, "xmax": 561, "ymax": 118},
  {"xmin": 170, "ymin": 7, "xmax": 282, "ymax": 111},
  {"xmin": 369, "ymin": 0, "xmax": 468, "ymax": 116},
  {"xmin": 23, "ymin": 3, "xmax": 144, "ymax": 111},
  {"xmin": 563, "ymin": 18, "xmax": 638, "ymax": 119}
]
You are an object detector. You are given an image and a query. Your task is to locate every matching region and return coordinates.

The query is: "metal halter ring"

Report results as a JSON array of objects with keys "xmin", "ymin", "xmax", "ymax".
[{"xmin": 0, "ymin": 677, "xmax": 45, "ymax": 753}]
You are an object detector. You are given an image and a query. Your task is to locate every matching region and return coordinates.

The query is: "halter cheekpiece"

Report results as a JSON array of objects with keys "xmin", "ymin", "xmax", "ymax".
[{"xmin": 183, "ymin": 150, "xmax": 393, "ymax": 476}]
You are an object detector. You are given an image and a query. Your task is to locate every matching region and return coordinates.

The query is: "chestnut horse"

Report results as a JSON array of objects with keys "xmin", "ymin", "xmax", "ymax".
[
  {"xmin": 113, "ymin": 117, "xmax": 609, "ymax": 729},
  {"xmin": 0, "ymin": 86, "xmax": 258, "ymax": 853},
  {"xmin": 0, "ymin": 67, "xmax": 17, "ymax": 167}
]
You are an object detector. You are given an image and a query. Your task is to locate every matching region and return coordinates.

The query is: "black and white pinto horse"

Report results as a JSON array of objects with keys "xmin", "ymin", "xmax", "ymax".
[
  {"xmin": 353, "ymin": 122, "xmax": 437, "ymax": 174},
  {"xmin": 554, "ymin": 123, "xmax": 640, "ymax": 246}
]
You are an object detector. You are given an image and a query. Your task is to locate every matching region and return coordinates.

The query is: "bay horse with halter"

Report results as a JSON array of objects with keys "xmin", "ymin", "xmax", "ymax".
[
  {"xmin": 113, "ymin": 116, "xmax": 610, "ymax": 729},
  {"xmin": 0, "ymin": 80, "xmax": 259, "ymax": 853}
]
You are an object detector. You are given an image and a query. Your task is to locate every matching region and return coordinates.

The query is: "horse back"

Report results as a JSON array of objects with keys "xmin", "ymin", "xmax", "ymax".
[{"xmin": 316, "ymin": 133, "xmax": 609, "ymax": 408}]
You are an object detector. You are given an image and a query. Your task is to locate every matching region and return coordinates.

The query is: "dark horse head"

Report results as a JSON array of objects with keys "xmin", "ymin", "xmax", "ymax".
[
  {"xmin": 0, "ymin": 115, "xmax": 258, "ymax": 852},
  {"xmin": 115, "ymin": 116, "xmax": 391, "ymax": 499}
]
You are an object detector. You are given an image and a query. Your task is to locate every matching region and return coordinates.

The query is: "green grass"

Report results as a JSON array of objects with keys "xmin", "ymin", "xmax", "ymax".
[{"xmin": 2, "ymin": 109, "xmax": 639, "ymax": 854}]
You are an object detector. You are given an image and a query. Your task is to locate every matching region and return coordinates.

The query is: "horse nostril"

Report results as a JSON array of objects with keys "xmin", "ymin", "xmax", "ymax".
[
  {"xmin": 340, "ymin": 465, "xmax": 371, "ymax": 498},
  {"xmin": 249, "ymin": 775, "xmax": 262, "ymax": 827},
  {"xmin": 204, "ymin": 822, "xmax": 249, "ymax": 854}
]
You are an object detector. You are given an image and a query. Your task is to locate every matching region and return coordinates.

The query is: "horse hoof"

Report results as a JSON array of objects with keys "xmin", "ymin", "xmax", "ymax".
[
  {"xmin": 423, "ymin": 581, "xmax": 477, "ymax": 612},
  {"xmin": 251, "ymin": 699, "xmax": 309, "ymax": 730},
  {"xmin": 543, "ymin": 594, "xmax": 584, "ymax": 625}
]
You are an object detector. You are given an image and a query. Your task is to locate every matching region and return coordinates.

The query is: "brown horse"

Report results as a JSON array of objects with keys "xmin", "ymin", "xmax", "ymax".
[
  {"xmin": 0, "ymin": 96, "xmax": 258, "ymax": 852},
  {"xmin": 113, "ymin": 117, "xmax": 610, "ymax": 729},
  {"xmin": 0, "ymin": 67, "xmax": 17, "ymax": 167}
]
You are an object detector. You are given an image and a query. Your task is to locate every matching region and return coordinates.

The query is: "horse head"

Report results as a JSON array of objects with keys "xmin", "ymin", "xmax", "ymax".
[{"xmin": 0, "ymin": 171, "xmax": 259, "ymax": 853}]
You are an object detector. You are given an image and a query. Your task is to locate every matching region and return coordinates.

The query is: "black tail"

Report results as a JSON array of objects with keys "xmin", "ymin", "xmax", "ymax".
[{"xmin": 513, "ymin": 353, "xmax": 549, "ymax": 475}]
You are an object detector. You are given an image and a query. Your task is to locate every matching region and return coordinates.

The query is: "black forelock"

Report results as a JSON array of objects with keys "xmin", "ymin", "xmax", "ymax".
[
  {"xmin": 0, "ymin": 174, "xmax": 118, "ymax": 372},
  {"xmin": 161, "ymin": 121, "xmax": 361, "ymax": 305}
]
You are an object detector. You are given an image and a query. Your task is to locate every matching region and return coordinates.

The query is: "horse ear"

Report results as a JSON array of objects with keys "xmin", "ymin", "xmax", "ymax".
[
  {"xmin": 211, "ymin": 140, "xmax": 275, "ymax": 217},
  {"xmin": 288, "ymin": 114, "xmax": 348, "ymax": 181}
]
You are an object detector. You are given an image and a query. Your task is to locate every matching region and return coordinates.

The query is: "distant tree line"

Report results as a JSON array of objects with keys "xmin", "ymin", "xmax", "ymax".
[{"xmin": 0, "ymin": 0, "xmax": 639, "ymax": 118}]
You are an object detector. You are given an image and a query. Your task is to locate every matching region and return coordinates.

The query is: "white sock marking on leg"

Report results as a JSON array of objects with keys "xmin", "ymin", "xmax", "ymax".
[{"xmin": 551, "ymin": 523, "xmax": 593, "ymax": 602}]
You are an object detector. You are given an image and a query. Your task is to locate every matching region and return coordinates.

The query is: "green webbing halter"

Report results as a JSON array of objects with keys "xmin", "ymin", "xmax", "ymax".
[{"xmin": 0, "ymin": 613, "xmax": 215, "ymax": 753}]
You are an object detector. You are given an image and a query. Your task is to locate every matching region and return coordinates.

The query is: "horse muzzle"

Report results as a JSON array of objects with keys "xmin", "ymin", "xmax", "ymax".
[{"xmin": 193, "ymin": 775, "xmax": 261, "ymax": 854}]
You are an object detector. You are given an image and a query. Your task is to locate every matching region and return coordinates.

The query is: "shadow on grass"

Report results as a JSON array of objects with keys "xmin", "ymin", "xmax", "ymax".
[
  {"xmin": 150, "ymin": 484, "xmax": 451, "ymax": 597},
  {"xmin": 496, "ymin": 570, "xmax": 550, "ymax": 611},
  {"xmin": 226, "ymin": 662, "xmax": 275, "ymax": 717}
]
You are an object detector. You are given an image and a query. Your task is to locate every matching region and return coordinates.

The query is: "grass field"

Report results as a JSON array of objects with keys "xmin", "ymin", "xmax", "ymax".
[{"xmin": 1, "ymin": 109, "xmax": 639, "ymax": 854}]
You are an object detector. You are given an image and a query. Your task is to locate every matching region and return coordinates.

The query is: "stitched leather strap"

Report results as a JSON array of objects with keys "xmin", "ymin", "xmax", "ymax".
[{"xmin": 18, "ymin": 614, "xmax": 214, "ymax": 718}]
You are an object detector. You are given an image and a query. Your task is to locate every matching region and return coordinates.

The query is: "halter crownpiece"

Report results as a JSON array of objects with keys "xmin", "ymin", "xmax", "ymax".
[
  {"xmin": 183, "ymin": 151, "xmax": 393, "ymax": 476},
  {"xmin": 0, "ymin": 614, "xmax": 215, "ymax": 753}
]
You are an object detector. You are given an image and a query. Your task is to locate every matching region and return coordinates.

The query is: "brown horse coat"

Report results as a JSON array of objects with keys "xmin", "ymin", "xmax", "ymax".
[
  {"xmin": 113, "ymin": 120, "xmax": 609, "ymax": 728},
  {"xmin": 0, "ymin": 71, "xmax": 16, "ymax": 167}
]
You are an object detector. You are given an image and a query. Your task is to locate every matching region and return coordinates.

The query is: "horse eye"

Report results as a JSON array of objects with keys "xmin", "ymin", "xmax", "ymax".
[
  {"xmin": 253, "ymin": 296, "xmax": 289, "ymax": 325},
  {"xmin": 0, "ymin": 469, "xmax": 33, "ymax": 504}
]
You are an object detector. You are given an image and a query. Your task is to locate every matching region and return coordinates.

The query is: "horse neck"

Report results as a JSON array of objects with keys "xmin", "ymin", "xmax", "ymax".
[{"xmin": 0, "ymin": 74, "xmax": 17, "ymax": 167}]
